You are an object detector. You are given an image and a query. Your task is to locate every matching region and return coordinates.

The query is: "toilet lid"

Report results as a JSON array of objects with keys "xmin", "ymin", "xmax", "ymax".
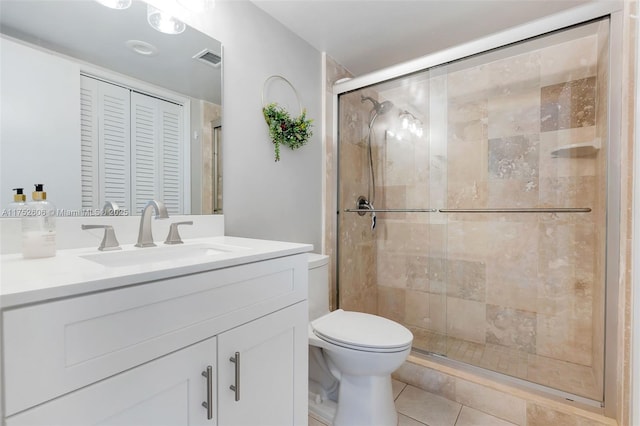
[{"xmin": 311, "ymin": 309, "xmax": 413, "ymax": 351}]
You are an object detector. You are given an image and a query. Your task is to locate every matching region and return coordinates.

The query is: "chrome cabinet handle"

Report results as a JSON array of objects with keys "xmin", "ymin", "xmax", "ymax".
[
  {"xmin": 229, "ymin": 352, "xmax": 240, "ymax": 401},
  {"xmin": 201, "ymin": 365, "xmax": 213, "ymax": 420}
]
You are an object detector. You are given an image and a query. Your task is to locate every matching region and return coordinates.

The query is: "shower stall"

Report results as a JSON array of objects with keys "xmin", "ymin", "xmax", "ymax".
[{"xmin": 335, "ymin": 11, "xmax": 619, "ymax": 407}]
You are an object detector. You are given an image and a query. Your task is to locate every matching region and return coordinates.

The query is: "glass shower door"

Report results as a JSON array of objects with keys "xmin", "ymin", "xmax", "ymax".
[
  {"xmin": 336, "ymin": 16, "xmax": 608, "ymax": 402},
  {"xmin": 436, "ymin": 19, "xmax": 607, "ymax": 401}
]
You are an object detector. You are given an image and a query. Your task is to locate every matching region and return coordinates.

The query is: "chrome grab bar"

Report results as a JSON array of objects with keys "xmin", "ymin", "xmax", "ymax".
[
  {"xmin": 344, "ymin": 208, "xmax": 438, "ymax": 213},
  {"xmin": 344, "ymin": 207, "xmax": 591, "ymax": 213},
  {"xmin": 439, "ymin": 208, "xmax": 592, "ymax": 213}
]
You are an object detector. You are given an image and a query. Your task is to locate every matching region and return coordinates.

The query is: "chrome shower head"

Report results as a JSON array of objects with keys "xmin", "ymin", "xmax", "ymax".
[{"xmin": 361, "ymin": 95, "xmax": 394, "ymax": 115}]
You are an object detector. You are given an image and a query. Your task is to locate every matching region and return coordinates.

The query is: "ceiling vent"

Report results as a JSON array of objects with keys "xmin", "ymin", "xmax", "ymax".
[{"xmin": 194, "ymin": 49, "xmax": 221, "ymax": 68}]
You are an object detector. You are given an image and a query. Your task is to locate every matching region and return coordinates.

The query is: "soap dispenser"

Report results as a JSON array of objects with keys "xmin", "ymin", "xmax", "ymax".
[
  {"xmin": 7, "ymin": 188, "xmax": 27, "ymax": 217},
  {"xmin": 22, "ymin": 184, "xmax": 56, "ymax": 258}
]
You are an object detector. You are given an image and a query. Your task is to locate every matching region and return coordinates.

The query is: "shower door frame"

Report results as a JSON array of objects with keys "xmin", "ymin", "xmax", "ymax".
[{"xmin": 332, "ymin": 1, "xmax": 624, "ymax": 418}]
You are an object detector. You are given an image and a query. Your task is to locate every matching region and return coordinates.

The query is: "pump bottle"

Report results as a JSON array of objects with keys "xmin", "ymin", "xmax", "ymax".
[
  {"xmin": 22, "ymin": 184, "xmax": 56, "ymax": 258},
  {"xmin": 7, "ymin": 188, "xmax": 27, "ymax": 217}
]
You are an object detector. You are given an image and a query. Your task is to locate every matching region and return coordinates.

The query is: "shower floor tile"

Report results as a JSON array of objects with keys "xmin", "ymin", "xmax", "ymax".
[
  {"xmin": 309, "ymin": 380, "xmax": 518, "ymax": 426},
  {"xmin": 395, "ymin": 384, "xmax": 462, "ymax": 425},
  {"xmin": 410, "ymin": 328, "xmax": 600, "ymax": 400}
]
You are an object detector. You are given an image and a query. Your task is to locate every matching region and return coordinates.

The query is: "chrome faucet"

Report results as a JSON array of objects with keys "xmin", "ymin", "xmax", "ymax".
[
  {"xmin": 135, "ymin": 200, "xmax": 169, "ymax": 247},
  {"xmin": 102, "ymin": 201, "xmax": 120, "ymax": 216}
]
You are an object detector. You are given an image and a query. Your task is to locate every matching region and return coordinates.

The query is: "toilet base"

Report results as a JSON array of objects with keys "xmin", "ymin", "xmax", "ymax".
[{"xmin": 333, "ymin": 374, "xmax": 397, "ymax": 426}]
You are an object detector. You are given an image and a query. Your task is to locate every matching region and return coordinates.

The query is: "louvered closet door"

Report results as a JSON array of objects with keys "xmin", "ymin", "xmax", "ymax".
[
  {"xmin": 80, "ymin": 76, "xmax": 131, "ymax": 211},
  {"xmin": 131, "ymin": 92, "xmax": 160, "ymax": 215},
  {"xmin": 131, "ymin": 92, "xmax": 184, "ymax": 215},
  {"xmin": 80, "ymin": 76, "xmax": 100, "ymax": 210},
  {"xmin": 158, "ymin": 101, "xmax": 183, "ymax": 214}
]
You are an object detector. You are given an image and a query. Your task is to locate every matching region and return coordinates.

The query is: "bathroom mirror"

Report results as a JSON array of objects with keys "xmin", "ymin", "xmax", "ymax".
[{"xmin": 0, "ymin": 0, "xmax": 222, "ymax": 215}]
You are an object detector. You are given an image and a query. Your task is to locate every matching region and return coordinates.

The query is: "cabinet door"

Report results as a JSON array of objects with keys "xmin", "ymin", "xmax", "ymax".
[
  {"xmin": 218, "ymin": 302, "xmax": 308, "ymax": 426},
  {"xmin": 6, "ymin": 338, "xmax": 217, "ymax": 426}
]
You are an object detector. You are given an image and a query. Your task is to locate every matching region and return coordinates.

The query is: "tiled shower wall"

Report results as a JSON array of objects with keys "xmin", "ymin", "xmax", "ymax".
[
  {"xmin": 338, "ymin": 22, "xmax": 607, "ymax": 400},
  {"xmin": 338, "ymin": 88, "xmax": 380, "ymax": 315},
  {"xmin": 324, "ymin": 54, "xmax": 353, "ymax": 311},
  {"xmin": 200, "ymin": 101, "xmax": 222, "ymax": 214}
]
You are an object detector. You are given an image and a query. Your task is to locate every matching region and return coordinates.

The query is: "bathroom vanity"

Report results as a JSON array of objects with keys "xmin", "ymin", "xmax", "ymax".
[{"xmin": 0, "ymin": 236, "xmax": 311, "ymax": 425}]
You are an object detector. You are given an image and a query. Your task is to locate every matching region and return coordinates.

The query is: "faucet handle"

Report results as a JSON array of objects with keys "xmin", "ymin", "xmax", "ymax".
[
  {"xmin": 81, "ymin": 224, "xmax": 121, "ymax": 251},
  {"xmin": 164, "ymin": 221, "xmax": 193, "ymax": 245}
]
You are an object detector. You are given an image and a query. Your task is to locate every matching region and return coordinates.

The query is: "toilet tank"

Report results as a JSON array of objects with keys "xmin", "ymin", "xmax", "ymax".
[{"xmin": 308, "ymin": 253, "xmax": 330, "ymax": 322}]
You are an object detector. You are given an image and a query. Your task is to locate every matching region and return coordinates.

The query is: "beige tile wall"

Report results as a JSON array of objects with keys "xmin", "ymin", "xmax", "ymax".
[
  {"xmin": 591, "ymin": 18, "xmax": 610, "ymax": 398},
  {"xmin": 337, "ymin": 89, "xmax": 380, "ymax": 314},
  {"xmin": 615, "ymin": 1, "xmax": 637, "ymax": 424},
  {"xmin": 323, "ymin": 54, "xmax": 353, "ymax": 310},
  {"xmin": 201, "ymin": 101, "xmax": 222, "ymax": 214}
]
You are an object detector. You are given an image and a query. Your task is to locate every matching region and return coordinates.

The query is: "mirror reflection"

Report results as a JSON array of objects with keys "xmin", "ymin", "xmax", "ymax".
[{"xmin": 0, "ymin": 0, "xmax": 223, "ymax": 215}]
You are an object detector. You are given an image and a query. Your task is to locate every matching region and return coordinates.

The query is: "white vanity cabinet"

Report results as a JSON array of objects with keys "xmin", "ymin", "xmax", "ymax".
[
  {"xmin": 217, "ymin": 302, "xmax": 306, "ymax": 426},
  {"xmin": 1, "ymin": 251, "xmax": 309, "ymax": 426},
  {"xmin": 5, "ymin": 337, "xmax": 218, "ymax": 426}
]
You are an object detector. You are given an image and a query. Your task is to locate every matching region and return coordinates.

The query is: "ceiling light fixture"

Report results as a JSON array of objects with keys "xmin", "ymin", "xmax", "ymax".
[
  {"xmin": 147, "ymin": 4, "xmax": 186, "ymax": 35},
  {"xmin": 125, "ymin": 40, "xmax": 159, "ymax": 57},
  {"xmin": 95, "ymin": 0, "xmax": 132, "ymax": 10}
]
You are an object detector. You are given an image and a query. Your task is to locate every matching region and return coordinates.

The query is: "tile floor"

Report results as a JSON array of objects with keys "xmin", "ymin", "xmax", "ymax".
[{"xmin": 308, "ymin": 379, "xmax": 517, "ymax": 426}]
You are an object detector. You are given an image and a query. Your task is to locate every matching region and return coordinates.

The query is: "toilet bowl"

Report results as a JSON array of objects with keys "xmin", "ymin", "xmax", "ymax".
[{"xmin": 308, "ymin": 254, "xmax": 413, "ymax": 426}]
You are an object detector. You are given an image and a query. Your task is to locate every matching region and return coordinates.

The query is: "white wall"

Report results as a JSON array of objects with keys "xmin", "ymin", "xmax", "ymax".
[
  {"xmin": 149, "ymin": 0, "xmax": 323, "ymax": 252},
  {"xmin": 0, "ymin": 37, "xmax": 81, "ymax": 210}
]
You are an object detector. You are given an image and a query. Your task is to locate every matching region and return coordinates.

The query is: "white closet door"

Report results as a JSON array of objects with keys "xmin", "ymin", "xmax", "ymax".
[
  {"xmin": 131, "ymin": 92, "xmax": 184, "ymax": 215},
  {"xmin": 158, "ymin": 101, "xmax": 184, "ymax": 215},
  {"xmin": 131, "ymin": 92, "xmax": 159, "ymax": 215},
  {"xmin": 81, "ymin": 79, "xmax": 185, "ymax": 215},
  {"xmin": 98, "ymin": 81, "xmax": 131, "ymax": 212},
  {"xmin": 80, "ymin": 76, "xmax": 131, "ymax": 212},
  {"xmin": 80, "ymin": 76, "xmax": 100, "ymax": 210}
]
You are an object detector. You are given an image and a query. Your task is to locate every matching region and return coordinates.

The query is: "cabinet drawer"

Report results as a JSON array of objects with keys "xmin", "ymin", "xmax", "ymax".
[{"xmin": 3, "ymin": 254, "xmax": 307, "ymax": 415}]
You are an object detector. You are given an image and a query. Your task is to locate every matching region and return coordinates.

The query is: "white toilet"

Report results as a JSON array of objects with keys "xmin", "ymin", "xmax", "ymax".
[{"xmin": 308, "ymin": 254, "xmax": 413, "ymax": 426}]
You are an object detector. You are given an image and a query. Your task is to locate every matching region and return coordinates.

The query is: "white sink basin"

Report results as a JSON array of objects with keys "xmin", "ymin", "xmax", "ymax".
[{"xmin": 81, "ymin": 243, "xmax": 241, "ymax": 268}]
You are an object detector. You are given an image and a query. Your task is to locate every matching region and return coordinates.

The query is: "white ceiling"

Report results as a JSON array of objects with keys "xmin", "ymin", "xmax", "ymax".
[
  {"xmin": 252, "ymin": 0, "xmax": 594, "ymax": 77},
  {"xmin": 0, "ymin": 0, "xmax": 222, "ymax": 104}
]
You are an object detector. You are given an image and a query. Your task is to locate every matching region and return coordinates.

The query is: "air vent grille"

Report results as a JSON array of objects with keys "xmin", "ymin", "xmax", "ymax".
[{"xmin": 194, "ymin": 49, "xmax": 221, "ymax": 67}]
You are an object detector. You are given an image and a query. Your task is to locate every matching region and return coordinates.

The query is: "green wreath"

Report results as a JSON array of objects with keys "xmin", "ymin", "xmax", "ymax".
[{"xmin": 262, "ymin": 103, "xmax": 313, "ymax": 162}]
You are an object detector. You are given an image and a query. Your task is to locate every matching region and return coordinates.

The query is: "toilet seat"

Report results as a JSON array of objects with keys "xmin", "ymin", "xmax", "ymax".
[{"xmin": 311, "ymin": 309, "xmax": 413, "ymax": 353}]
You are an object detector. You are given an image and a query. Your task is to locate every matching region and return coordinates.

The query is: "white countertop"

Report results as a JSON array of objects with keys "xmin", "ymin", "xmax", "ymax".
[{"xmin": 0, "ymin": 236, "xmax": 313, "ymax": 309}]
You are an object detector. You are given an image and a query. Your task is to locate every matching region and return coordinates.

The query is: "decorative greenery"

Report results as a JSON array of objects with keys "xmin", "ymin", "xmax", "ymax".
[{"xmin": 262, "ymin": 103, "xmax": 313, "ymax": 162}]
